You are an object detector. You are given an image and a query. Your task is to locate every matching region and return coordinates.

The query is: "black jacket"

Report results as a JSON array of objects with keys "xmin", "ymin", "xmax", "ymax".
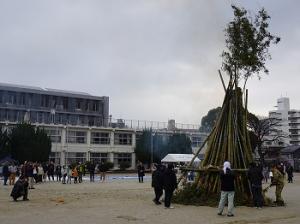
[
  {"xmin": 248, "ymin": 167, "xmax": 263, "ymax": 187},
  {"xmin": 137, "ymin": 164, "xmax": 145, "ymax": 176},
  {"xmin": 162, "ymin": 168, "xmax": 177, "ymax": 192},
  {"xmin": 152, "ymin": 168, "xmax": 163, "ymax": 189},
  {"xmin": 10, "ymin": 179, "xmax": 28, "ymax": 199},
  {"xmin": 220, "ymin": 169, "xmax": 235, "ymax": 191}
]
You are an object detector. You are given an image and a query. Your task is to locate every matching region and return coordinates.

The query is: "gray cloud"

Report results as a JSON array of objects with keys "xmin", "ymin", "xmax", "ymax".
[{"xmin": 0, "ymin": 0, "xmax": 299, "ymax": 124}]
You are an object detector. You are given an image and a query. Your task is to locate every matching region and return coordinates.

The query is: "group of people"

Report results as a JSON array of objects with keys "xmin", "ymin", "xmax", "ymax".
[
  {"xmin": 217, "ymin": 161, "xmax": 289, "ymax": 217},
  {"xmin": 151, "ymin": 163, "xmax": 177, "ymax": 209},
  {"xmin": 2, "ymin": 160, "xmax": 111, "ymax": 202},
  {"xmin": 262, "ymin": 163, "xmax": 294, "ymax": 184}
]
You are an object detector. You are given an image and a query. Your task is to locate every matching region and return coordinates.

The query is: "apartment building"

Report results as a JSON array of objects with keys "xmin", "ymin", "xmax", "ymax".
[{"xmin": 268, "ymin": 97, "xmax": 300, "ymax": 146}]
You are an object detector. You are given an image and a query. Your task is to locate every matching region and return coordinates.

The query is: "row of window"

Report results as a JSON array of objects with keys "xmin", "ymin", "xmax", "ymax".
[
  {"xmin": 46, "ymin": 129, "xmax": 133, "ymax": 145},
  {"xmin": 0, "ymin": 91, "xmax": 103, "ymax": 113},
  {"xmin": 0, "ymin": 109, "xmax": 106, "ymax": 127},
  {"xmin": 49, "ymin": 152, "xmax": 132, "ymax": 165}
]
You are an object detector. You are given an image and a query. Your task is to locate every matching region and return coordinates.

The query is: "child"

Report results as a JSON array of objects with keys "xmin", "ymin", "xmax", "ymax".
[{"xmin": 72, "ymin": 167, "xmax": 78, "ymax": 184}]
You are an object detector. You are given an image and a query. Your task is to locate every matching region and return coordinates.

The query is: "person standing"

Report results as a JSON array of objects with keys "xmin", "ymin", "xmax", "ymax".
[
  {"xmin": 37, "ymin": 164, "xmax": 44, "ymax": 183},
  {"xmin": 67, "ymin": 165, "xmax": 72, "ymax": 184},
  {"xmin": 78, "ymin": 163, "xmax": 84, "ymax": 183},
  {"xmin": 286, "ymin": 164, "xmax": 294, "ymax": 183},
  {"xmin": 55, "ymin": 164, "xmax": 62, "ymax": 182},
  {"xmin": 137, "ymin": 162, "xmax": 145, "ymax": 183},
  {"xmin": 2, "ymin": 163, "xmax": 9, "ymax": 185},
  {"xmin": 218, "ymin": 161, "xmax": 235, "ymax": 217},
  {"xmin": 27, "ymin": 162, "xmax": 35, "ymax": 189},
  {"xmin": 72, "ymin": 166, "xmax": 78, "ymax": 184},
  {"xmin": 248, "ymin": 162, "xmax": 264, "ymax": 208},
  {"xmin": 262, "ymin": 166, "xmax": 269, "ymax": 183},
  {"xmin": 89, "ymin": 162, "xmax": 96, "ymax": 182},
  {"xmin": 162, "ymin": 164, "xmax": 177, "ymax": 209},
  {"xmin": 62, "ymin": 165, "xmax": 67, "ymax": 184},
  {"xmin": 271, "ymin": 164, "xmax": 285, "ymax": 206},
  {"xmin": 152, "ymin": 164, "xmax": 163, "ymax": 205},
  {"xmin": 33, "ymin": 163, "xmax": 38, "ymax": 183},
  {"xmin": 48, "ymin": 161, "xmax": 55, "ymax": 181},
  {"xmin": 98, "ymin": 162, "xmax": 107, "ymax": 182},
  {"xmin": 42, "ymin": 163, "xmax": 48, "ymax": 182},
  {"xmin": 9, "ymin": 163, "xmax": 17, "ymax": 185}
]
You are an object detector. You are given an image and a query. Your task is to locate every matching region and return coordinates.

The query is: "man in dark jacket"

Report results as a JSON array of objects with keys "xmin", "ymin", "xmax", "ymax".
[
  {"xmin": 286, "ymin": 164, "xmax": 294, "ymax": 183},
  {"xmin": 89, "ymin": 162, "xmax": 96, "ymax": 182},
  {"xmin": 48, "ymin": 161, "xmax": 55, "ymax": 181},
  {"xmin": 162, "ymin": 164, "xmax": 177, "ymax": 209},
  {"xmin": 152, "ymin": 164, "xmax": 164, "ymax": 205},
  {"xmin": 218, "ymin": 161, "xmax": 235, "ymax": 217},
  {"xmin": 137, "ymin": 162, "xmax": 145, "ymax": 183},
  {"xmin": 2, "ymin": 164, "xmax": 10, "ymax": 185},
  {"xmin": 10, "ymin": 176, "xmax": 29, "ymax": 201},
  {"xmin": 248, "ymin": 162, "xmax": 264, "ymax": 208}
]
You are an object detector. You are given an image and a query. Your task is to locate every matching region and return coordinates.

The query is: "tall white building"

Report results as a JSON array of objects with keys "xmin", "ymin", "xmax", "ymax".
[{"xmin": 268, "ymin": 97, "xmax": 300, "ymax": 146}]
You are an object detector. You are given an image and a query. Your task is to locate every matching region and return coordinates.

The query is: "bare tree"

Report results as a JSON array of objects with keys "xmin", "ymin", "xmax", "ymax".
[{"xmin": 247, "ymin": 113, "xmax": 288, "ymax": 165}]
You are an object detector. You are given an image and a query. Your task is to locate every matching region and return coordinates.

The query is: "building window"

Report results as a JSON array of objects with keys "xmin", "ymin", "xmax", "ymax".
[
  {"xmin": 90, "ymin": 153, "xmax": 108, "ymax": 163},
  {"xmin": 92, "ymin": 101, "xmax": 99, "ymax": 112},
  {"xmin": 45, "ymin": 128, "xmax": 62, "ymax": 143},
  {"xmin": 91, "ymin": 132, "xmax": 110, "ymax": 144},
  {"xmin": 65, "ymin": 152, "xmax": 86, "ymax": 164},
  {"xmin": 7, "ymin": 92, "xmax": 17, "ymax": 104},
  {"xmin": 62, "ymin": 97, "xmax": 69, "ymax": 110},
  {"xmin": 75, "ymin": 99, "xmax": 82, "ymax": 111},
  {"xmin": 49, "ymin": 152, "xmax": 61, "ymax": 164},
  {"xmin": 114, "ymin": 153, "xmax": 132, "ymax": 164},
  {"xmin": 67, "ymin": 130, "xmax": 87, "ymax": 144},
  {"xmin": 41, "ymin": 95, "xmax": 49, "ymax": 107},
  {"xmin": 114, "ymin": 133, "xmax": 132, "ymax": 145},
  {"xmin": 191, "ymin": 136, "xmax": 203, "ymax": 147},
  {"xmin": 19, "ymin": 93, "xmax": 26, "ymax": 105}
]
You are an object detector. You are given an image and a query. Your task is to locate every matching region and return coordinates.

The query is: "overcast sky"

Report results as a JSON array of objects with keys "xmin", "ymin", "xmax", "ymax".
[{"xmin": 1, "ymin": 0, "xmax": 299, "ymax": 125}]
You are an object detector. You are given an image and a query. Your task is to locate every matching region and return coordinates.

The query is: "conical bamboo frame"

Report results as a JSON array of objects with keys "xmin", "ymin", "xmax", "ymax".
[{"xmin": 196, "ymin": 78, "xmax": 253, "ymax": 196}]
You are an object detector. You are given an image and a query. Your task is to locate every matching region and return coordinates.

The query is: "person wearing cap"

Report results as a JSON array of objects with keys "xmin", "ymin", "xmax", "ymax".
[{"xmin": 217, "ymin": 161, "xmax": 235, "ymax": 217}]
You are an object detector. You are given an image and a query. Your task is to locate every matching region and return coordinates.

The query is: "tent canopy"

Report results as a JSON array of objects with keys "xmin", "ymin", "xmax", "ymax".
[{"xmin": 161, "ymin": 154, "xmax": 200, "ymax": 163}]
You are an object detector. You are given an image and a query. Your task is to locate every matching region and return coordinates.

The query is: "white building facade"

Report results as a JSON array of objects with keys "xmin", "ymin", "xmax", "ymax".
[
  {"xmin": 1, "ymin": 122, "xmax": 136, "ymax": 169},
  {"xmin": 268, "ymin": 97, "xmax": 300, "ymax": 146}
]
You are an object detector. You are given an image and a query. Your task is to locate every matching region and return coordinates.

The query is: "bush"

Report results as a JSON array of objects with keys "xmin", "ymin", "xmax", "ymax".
[
  {"xmin": 119, "ymin": 162, "xmax": 131, "ymax": 171},
  {"xmin": 104, "ymin": 161, "xmax": 114, "ymax": 171}
]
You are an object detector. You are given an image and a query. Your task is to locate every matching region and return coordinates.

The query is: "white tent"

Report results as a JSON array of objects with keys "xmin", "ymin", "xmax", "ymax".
[{"xmin": 161, "ymin": 154, "xmax": 200, "ymax": 163}]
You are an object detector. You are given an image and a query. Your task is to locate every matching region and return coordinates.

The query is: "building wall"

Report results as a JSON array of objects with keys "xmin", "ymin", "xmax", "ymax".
[
  {"xmin": 288, "ymin": 110, "xmax": 300, "ymax": 145},
  {"xmin": 1, "ymin": 122, "xmax": 136, "ymax": 169},
  {"xmin": 0, "ymin": 83, "xmax": 109, "ymax": 127},
  {"xmin": 267, "ymin": 97, "xmax": 300, "ymax": 146}
]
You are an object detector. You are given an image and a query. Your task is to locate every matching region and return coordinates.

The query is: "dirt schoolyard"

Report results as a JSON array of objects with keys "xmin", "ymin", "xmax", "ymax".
[{"xmin": 0, "ymin": 173, "xmax": 299, "ymax": 224}]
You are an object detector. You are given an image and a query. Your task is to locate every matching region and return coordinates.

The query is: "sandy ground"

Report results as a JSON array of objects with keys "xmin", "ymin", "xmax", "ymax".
[{"xmin": 0, "ymin": 173, "xmax": 300, "ymax": 224}]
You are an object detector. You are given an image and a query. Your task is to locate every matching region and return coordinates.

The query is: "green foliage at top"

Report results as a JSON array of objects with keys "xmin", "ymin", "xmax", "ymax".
[
  {"xmin": 9, "ymin": 123, "xmax": 52, "ymax": 163},
  {"xmin": 199, "ymin": 107, "xmax": 221, "ymax": 133},
  {"xmin": 222, "ymin": 5, "xmax": 280, "ymax": 83}
]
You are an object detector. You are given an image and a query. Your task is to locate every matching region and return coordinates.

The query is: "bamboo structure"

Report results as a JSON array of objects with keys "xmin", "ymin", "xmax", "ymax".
[{"xmin": 187, "ymin": 75, "xmax": 253, "ymax": 199}]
